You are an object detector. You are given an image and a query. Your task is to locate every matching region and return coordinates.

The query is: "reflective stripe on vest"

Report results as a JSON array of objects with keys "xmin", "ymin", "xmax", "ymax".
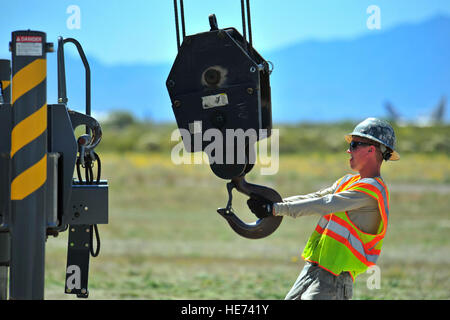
[
  {"xmin": 335, "ymin": 174, "xmax": 360, "ymax": 192},
  {"xmin": 316, "ymin": 215, "xmax": 380, "ymax": 264}
]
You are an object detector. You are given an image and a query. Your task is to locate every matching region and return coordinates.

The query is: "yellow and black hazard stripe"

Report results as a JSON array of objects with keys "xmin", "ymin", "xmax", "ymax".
[
  {"xmin": 0, "ymin": 59, "xmax": 11, "ymax": 103},
  {"xmin": 1, "ymin": 80, "xmax": 10, "ymax": 92},
  {"xmin": 10, "ymin": 32, "xmax": 47, "ymax": 201}
]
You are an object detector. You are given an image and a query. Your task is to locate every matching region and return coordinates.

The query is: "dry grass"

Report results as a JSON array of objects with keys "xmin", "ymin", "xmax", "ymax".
[{"xmin": 43, "ymin": 152, "xmax": 450, "ymax": 299}]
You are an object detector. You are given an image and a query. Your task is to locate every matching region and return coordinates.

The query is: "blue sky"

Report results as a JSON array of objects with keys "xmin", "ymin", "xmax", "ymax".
[{"xmin": 2, "ymin": 0, "xmax": 450, "ymax": 65}]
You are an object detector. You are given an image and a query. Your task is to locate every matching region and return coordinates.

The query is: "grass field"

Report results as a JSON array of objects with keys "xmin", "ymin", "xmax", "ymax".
[{"xmin": 43, "ymin": 152, "xmax": 450, "ymax": 299}]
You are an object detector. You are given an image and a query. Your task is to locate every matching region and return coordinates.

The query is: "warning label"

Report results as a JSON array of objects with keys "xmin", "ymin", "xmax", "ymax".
[
  {"xmin": 202, "ymin": 93, "xmax": 229, "ymax": 109},
  {"xmin": 16, "ymin": 36, "xmax": 42, "ymax": 43},
  {"xmin": 16, "ymin": 35, "xmax": 43, "ymax": 56}
]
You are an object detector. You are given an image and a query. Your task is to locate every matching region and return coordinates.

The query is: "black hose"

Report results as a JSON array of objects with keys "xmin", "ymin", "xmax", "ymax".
[
  {"xmin": 89, "ymin": 224, "xmax": 100, "ymax": 257},
  {"xmin": 76, "ymin": 151, "xmax": 102, "ymax": 258}
]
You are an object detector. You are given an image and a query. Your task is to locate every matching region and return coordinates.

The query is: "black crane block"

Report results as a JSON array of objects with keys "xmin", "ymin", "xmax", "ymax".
[
  {"xmin": 167, "ymin": 12, "xmax": 282, "ymax": 239},
  {"xmin": 166, "ymin": 19, "xmax": 272, "ymax": 179}
]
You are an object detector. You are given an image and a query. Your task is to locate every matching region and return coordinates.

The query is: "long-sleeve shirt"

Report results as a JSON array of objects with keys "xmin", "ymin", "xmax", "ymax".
[{"xmin": 273, "ymin": 178, "xmax": 381, "ymax": 234}]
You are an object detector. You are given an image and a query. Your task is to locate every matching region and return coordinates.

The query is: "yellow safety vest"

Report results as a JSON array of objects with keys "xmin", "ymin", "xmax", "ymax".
[{"xmin": 301, "ymin": 174, "xmax": 390, "ymax": 280}]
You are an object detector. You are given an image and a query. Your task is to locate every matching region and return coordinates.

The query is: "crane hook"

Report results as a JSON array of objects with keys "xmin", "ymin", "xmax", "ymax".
[{"xmin": 217, "ymin": 176, "xmax": 283, "ymax": 239}]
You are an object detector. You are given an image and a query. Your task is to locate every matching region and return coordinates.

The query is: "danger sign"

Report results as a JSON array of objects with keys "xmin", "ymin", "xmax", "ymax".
[
  {"xmin": 15, "ymin": 35, "xmax": 43, "ymax": 56},
  {"xmin": 16, "ymin": 35, "xmax": 42, "ymax": 43}
]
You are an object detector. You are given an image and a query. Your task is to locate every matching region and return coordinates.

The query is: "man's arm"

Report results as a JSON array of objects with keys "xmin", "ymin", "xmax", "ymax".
[
  {"xmin": 281, "ymin": 179, "xmax": 340, "ymax": 203},
  {"xmin": 282, "ymin": 185, "xmax": 336, "ymax": 202},
  {"xmin": 273, "ymin": 189, "xmax": 376, "ymax": 218}
]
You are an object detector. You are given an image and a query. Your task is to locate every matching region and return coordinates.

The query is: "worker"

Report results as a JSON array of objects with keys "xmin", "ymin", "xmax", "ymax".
[{"xmin": 247, "ymin": 117, "xmax": 399, "ymax": 300}]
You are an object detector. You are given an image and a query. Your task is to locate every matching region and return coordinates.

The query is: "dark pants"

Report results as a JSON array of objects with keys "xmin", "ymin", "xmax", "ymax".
[{"xmin": 285, "ymin": 262, "xmax": 353, "ymax": 300}]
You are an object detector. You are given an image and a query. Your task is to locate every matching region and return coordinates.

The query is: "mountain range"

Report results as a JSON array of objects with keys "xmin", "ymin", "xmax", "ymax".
[{"xmin": 45, "ymin": 15, "xmax": 450, "ymax": 123}]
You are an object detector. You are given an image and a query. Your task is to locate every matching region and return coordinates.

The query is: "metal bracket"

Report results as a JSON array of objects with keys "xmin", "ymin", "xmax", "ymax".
[
  {"xmin": 65, "ymin": 224, "xmax": 91, "ymax": 298},
  {"xmin": 48, "ymin": 104, "xmax": 108, "ymax": 299},
  {"xmin": 68, "ymin": 110, "xmax": 102, "ymax": 152},
  {"xmin": 64, "ymin": 182, "xmax": 108, "ymax": 226}
]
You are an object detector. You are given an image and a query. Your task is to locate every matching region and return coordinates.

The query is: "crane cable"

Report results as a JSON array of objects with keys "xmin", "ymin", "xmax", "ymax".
[{"xmin": 173, "ymin": 0, "xmax": 254, "ymax": 55}]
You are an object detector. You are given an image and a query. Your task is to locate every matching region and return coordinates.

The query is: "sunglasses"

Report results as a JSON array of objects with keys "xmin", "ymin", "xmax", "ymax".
[{"xmin": 349, "ymin": 141, "xmax": 374, "ymax": 151}]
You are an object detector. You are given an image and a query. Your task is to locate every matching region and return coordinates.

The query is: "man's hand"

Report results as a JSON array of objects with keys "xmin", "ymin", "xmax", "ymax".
[{"xmin": 247, "ymin": 195, "xmax": 274, "ymax": 219}]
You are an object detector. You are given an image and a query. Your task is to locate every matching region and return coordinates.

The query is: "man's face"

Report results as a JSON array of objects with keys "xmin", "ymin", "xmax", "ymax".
[{"xmin": 346, "ymin": 136, "xmax": 373, "ymax": 171}]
